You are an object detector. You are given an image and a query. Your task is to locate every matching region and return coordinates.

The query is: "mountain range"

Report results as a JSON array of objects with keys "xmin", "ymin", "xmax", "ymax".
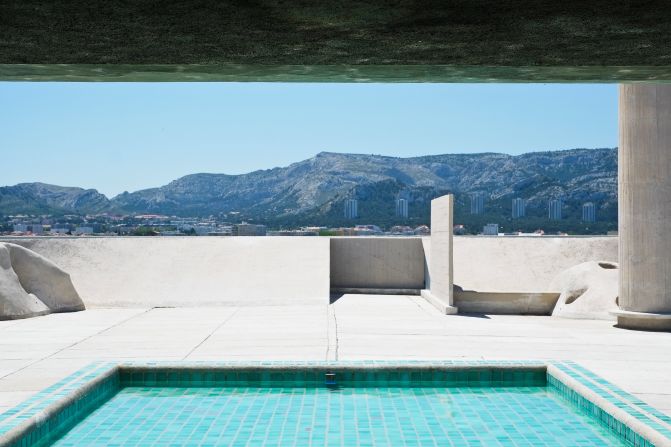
[{"xmin": 0, "ymin": 148, "xmax": 618, "ymax": 231}]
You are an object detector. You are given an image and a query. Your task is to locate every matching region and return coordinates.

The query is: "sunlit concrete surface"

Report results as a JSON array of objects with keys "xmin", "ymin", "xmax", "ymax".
[
  {"xmin": 4, "ymin": 236, "xmax": 617, "ymax": 306},
  {"xmin": 0, "ymin": 294, "xmax": 669, "ymax": 416}
]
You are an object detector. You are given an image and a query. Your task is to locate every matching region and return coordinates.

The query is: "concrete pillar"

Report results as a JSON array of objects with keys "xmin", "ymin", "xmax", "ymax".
[
  {"xmin": 614, "ymin": 84, "xmax": 671, "ymax": 331},
  {"xmin": 421, "ymin": 194, "xmax": 458, "ymax": 314}
]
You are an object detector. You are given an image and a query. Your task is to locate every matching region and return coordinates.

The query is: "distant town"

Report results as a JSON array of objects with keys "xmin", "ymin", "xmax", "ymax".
[{"xmin": 0, "ymin": 194, "xmax": 615, "ymax": 238}]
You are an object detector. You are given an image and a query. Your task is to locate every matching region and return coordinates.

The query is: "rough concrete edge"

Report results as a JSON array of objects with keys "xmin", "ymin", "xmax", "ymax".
[
  {"xmin": 454, "ymin": 291, "xmax": 560, "ymax": 315},
  {"xmin": 547, "ymin": 364, "xmax": 671, "ymax": 447},
  {"xmin": 611, "ymin": 310, "xmax": 671, "ymax": 332},
  {"xmin": 0, "ymin": 365, "xmax": 120, "ymax": 447},
  {"xmin": 0, "ymin": 309, "xmax": 52, "ymax": 321},
  {"xmin": 420, "ymin": 290, "xmax": 458, "ymax": 314},
  {"xmin": 331, "ymin": 288, "xmax": 421, "ymax": 296},
  {"xmin": 118, "ymin": 362, "xmax": 547, "ymax": 373}
]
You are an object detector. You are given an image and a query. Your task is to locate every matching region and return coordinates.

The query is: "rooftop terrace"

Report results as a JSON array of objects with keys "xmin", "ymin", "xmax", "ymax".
[{"xmin": 1, "ymin": 295, "xmax": 669, "ymax": 421}]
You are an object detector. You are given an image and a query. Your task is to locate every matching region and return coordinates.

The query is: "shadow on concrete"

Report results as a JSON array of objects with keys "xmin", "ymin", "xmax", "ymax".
[
  {"xmin": 456, "ymin": 312, "xmax": 491, "ymax": 319},
  {"xmin": 330, "ymin": 293, "xmax": 345, "ymax": 304}
]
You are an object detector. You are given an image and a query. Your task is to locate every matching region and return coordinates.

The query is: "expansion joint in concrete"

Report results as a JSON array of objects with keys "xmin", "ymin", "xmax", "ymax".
[
  {"xmin": 182, "ymin": 308, "xmax": 240, "ymax": 360},
  {"xmin": 326, "ymin": 304, "xmax": 339, "ymax": 361}
]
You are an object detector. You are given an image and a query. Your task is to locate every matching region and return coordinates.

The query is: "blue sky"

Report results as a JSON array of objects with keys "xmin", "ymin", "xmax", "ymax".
[{"xmin": 0, "ymin": 83, "xmax": 617, "ymax": 197}]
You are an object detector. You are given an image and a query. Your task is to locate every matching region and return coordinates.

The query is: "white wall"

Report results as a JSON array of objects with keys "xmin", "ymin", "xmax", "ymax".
[
  {"xmin": 7, "ymin": 237, "xmax": 330, "ymax": 307},
  {"xmin": 4, "ymin": 235, "xmax": 618, "ymax": 307},
  {"xmin": 330, "ymin": 237, "xmax": 425, "ymax": 290},
  {"xmin": 450, "ymin": 236, "xmax": 618, "ymax": 292}
]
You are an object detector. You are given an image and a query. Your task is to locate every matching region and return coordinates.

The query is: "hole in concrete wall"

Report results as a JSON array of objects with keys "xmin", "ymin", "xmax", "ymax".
[
  {"xmin": 616, "ymin": 296, "xmax": 619, "ymax": 306},
  {"xmin": 565, "ymin": 288, "xmax": 588, "ymax": 305},
  {"xmin": 598, "ymin": 262, "xmax": 617, "ymax": 269}
]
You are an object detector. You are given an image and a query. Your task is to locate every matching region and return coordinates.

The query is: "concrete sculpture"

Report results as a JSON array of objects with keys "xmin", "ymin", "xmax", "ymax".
[
  {"xmin": 550, "ymin": 261, "xmax": 618, "ymax": 320},
  {"xmin": 0, "ymin": 242, "xmax": 84, "ymax": 320}
]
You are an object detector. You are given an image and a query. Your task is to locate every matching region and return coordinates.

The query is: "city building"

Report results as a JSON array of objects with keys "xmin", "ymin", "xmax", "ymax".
[
  {"xmin": 453, "ymin": 224, "xmax": 467, "ymax": 235},
  {"xmin": 395, "ymin": 198, "xmax": 408, "ymax": 218},
  {"xmin": 75, "ymin": 226, "xmax": 94, "ymax": 235},
  {"xmin": 206, "ymin": 227, "xmax": 233, "ymax": 236},
  {"xmin": 51, "ymin": 224, "xmax": 73, "ymax": 234},
  {"xmin": 548, "ymin": 199, "xmax": 562, "ymax": 220},
  {"xmin": 483, "ymin": 223, "xmax": 499, "ymax": 235},
  {"xmin": 582, "ymin": 202, "xmax": 596, "ymax": 222},
  {"xmin": 353, "ymin": 224, "xmax": 382, "ymax": 236},
  {"xmin": 12, "ymin": 224, "xmax": 28, "ymax": 233},
  {"xmin": 389, "ymin": 225, "xmax": 414, "ymax": 235},
  {"xmin": 512, "ymin": 198, "xmax": 526, "ymax": 218},
  {"xmin": 233, "ymin": 223, "xmax": 267, "ymax": 236},
  {"xmin": 331, "ymin": 227, "xmax": 357, "ymax": 236},
  {"xmin": 267, "ymin": 229, "xmax": 318, "ymax": 236},
  {"xmin": 194, "ymin": 225, "xmax": 218, "ymax": 236},
  {"xmin": 470, "ymin": 193, "xmax": 485, "ymax": 214},
  {"xmin": 413, "ymin": 225, "xmax": 430, "ymax": 236},
  {"xmin": 344, "ymin": 199, "xmax": 358, "ymax": 219}
]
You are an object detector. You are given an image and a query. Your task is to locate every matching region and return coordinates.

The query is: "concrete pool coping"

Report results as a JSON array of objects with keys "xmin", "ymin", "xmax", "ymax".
[{"xmin": 1, "ymin": 360, "xmax": 670, "ymax": 447}]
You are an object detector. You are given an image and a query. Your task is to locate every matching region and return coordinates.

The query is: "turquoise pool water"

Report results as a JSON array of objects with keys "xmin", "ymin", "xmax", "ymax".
[{"xmin": 47, "ymin": 386, "xmax": 625, "ymax": 447}]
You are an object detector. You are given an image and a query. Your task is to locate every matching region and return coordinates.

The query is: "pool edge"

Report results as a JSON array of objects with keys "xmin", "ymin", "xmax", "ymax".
[{"xmin": 1, "ymin": 361, "xmax": 669, "ymax": 447}]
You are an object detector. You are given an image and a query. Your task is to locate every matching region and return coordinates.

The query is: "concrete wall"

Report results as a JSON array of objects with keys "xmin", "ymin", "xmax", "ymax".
[
  {"xmin": 5, "ymin": 237, "xmax": 330, "ymax": 307},
  {"xmin": 3, "ymin": 236, "xmax": 617, "ymax": 307},
  {"xmin": 330, "ymin": 237, "xmax": 425, "ymax": 291},
  {"xmin": 453, "ymin": 292, "xmax": 560, "ymax": 315},
  {"xmin": 451, "ymin": 236, "xmax": 617, "ymax": 293}
]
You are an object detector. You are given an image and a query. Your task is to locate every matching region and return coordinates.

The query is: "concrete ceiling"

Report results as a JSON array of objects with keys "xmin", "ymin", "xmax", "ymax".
[{"xmin": 1, "ymin": 0, "xmax": 671, "ymax": 82}]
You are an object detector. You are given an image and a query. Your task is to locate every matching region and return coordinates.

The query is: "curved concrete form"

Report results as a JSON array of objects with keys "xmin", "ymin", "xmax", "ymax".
[
  {"xmin": 551, "ymin": 261, "xmax": 618, "ymax": 320},
  {"xmin": 0, "ymin": 243, "xmax": 84, "ymax": 320},
  {"xmin": 616, "ymin": 84, "xmax": 671, "ymax": 331}
]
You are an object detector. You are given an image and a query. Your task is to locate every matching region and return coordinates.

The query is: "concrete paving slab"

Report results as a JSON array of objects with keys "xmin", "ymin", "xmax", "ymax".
[{"xmin": 0, "ymin": 294, "xmax": 668, "ymax": 420}]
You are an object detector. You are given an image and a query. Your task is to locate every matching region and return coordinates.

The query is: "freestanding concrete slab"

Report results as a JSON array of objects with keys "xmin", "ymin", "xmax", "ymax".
[{"xmin": 421, "ymin": 195, "xmax": 457, "ymax": 314}]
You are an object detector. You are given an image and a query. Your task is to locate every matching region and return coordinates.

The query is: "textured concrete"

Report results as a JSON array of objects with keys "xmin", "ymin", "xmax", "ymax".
[
  {"xmin": 617, "ymin": 84, "xmax": 671, "ymax": 331},
  {"xmin": 330, "ymin": 237, "xmax": 425, "ymax": 291},
  {"xmin": 421, "ymin": 195, "xmax": 456, "ymax": 314},
  {"xmin": 454, "ymin": 291, "xmax": 559, "ymax": 315},
  {"xmin": 551, "ymin": 261, "xmax": 619, "ymax": 320},
  {"xmin": 6, "ymin": 237, "xmax": 330, "ymax": 307},
  {"xmin": 0, "ymin": 297, "xmax": 669, "ymax": 417},
  {"xmin": 452, "ymin": 236, "xmax": 618, "ymax": 293},
  {"xmin": 0, "ymin": 245, "xmax": 50, "ymax": 319},
  {"xmin": 3, "ymin": 236, "xmax": 618, "ymax": 309},
  {"xmin": 0, "ymin": 243, "xmax": 84, "ymax": 320}
]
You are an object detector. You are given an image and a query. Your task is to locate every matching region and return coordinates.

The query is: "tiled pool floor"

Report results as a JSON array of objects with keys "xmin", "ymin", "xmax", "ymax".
[{"xmin": 48, "ymin": 386, "xmax": 624, "ymax": 447}]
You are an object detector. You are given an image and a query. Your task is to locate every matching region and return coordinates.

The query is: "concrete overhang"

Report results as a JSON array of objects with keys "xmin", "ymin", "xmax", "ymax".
[{"xmin": 1, "ymin": 0, "xmax": 671, "ymax": 82}]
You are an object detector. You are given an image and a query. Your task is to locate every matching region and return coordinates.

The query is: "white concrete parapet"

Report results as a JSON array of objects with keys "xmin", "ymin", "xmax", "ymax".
[{"xmin": 7, "ymin": 237, "xmax": 330, "ymax": 307}]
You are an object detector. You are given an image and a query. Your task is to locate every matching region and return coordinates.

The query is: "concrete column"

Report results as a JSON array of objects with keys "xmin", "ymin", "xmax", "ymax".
[
  {"xmin": 614, "ymin": 84, "xmax": 671, "ymax": 331},
  {"xmin": 421, "ymin": 194, "xmax": 458, "ymax": 314}
]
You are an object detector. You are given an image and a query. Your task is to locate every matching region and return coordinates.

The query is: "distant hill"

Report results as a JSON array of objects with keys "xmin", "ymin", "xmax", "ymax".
[
  {"xmin": 0, "ymin": 183, "xmax": 115, "ymax": 215},
  {"xmin": 0, "ymin": 148, "xmax": 618, "ymax": 232}
]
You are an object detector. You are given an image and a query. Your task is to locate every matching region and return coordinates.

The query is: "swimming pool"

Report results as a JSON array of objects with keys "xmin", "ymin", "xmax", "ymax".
[{"xmin": 1, "ymin": 361, "xmax": 669, "ymax": 446}]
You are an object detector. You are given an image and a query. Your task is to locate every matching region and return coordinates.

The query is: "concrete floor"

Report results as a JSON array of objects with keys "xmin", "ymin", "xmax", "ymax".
[{"xmin": 0, "ymin": 294, "xmax": 669, "ymax": 417}]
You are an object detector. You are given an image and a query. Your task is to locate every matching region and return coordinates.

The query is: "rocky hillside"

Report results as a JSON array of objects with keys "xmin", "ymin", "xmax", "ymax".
[
  {"xmin": 0, "ymin": 148, "xmax": 617, "ymax": 229},
  {"xmin": 0, "ymin": 183, "xmax": 114, "ymax": 215},
  {"xmin": 111, "ymin": 148, "xmax": 617, "ymax": 221}
]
